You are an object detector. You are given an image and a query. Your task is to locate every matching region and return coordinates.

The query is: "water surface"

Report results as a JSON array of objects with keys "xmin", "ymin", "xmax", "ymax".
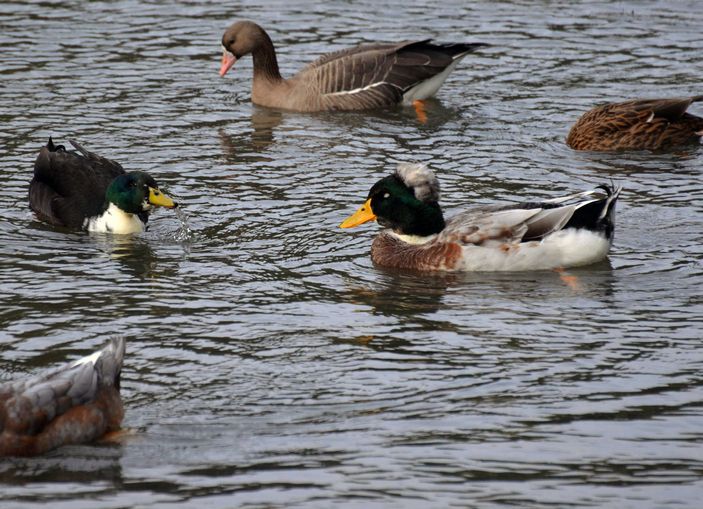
[{"xmin": 1, "ymin": 1, "xmax": 702, "ymax": 507}]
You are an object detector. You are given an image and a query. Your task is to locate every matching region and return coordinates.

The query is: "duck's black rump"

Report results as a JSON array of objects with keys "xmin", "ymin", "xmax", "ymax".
[{"xmin": 29, "ymin": 138, "xmax": 125, "ymax": 228}]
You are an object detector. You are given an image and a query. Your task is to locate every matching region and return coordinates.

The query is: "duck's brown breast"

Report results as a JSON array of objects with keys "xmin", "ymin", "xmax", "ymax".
[{"xmin": 370, "ymin": 233, "xmax": 462, "ymax": 271}]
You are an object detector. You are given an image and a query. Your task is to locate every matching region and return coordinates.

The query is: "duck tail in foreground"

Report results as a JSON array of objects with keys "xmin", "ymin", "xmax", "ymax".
[{"xmin": 95, "ymin": 336, "xmax": 126, "ymax": 388}]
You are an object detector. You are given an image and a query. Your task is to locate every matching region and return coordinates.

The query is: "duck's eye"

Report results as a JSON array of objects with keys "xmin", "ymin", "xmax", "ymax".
[
  {"xmin": 128, "ymin": 181, "xmax": 137, "ymax": 188},
  {"xmin": 383, "ymin": 192, "xmax": 390, "ymax": 199}
]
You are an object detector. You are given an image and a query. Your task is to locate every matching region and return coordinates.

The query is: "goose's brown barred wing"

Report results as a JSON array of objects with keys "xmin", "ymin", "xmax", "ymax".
[
  {"xmin": 300, "ymin": 40, "xmax": 486, "ymax": 110},
  {"xmin": 567, "ymin": 96, "xmax": 703, "ymax": 151},
  {"xmin": 0, "ymin": 337, "xmax": 125, "ymax": 457},
  {"xmin": 29, "ymin": 138, "xmax": 126, "ymax": 227}
]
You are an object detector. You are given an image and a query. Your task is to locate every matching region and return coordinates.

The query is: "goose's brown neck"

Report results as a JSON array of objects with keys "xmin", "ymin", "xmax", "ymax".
[{"xmin": 251, "ymin": 32, "xmax": 282, "ymax": 83}]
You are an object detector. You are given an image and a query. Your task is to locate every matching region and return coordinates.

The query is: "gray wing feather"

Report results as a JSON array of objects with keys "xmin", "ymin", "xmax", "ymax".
[
  {"xmin": 0, "ymin": 337, "xmax": 125, "ymax": 433},
  {"xmin": 523, "ymin": 206, "xmax": 576, "ymax": 240},
  {"xmin": 439, "ymin": 185, "xmax": 620, "ymax": 247}
]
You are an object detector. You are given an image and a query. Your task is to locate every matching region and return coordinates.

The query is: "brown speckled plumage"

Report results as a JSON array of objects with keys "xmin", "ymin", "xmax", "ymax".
[
  {"xmin": 567, "ymin": 96, "xmax": 703, "ymax": 151},
  {"xmin": 0, "ymin": 338, "xmax": 125, "ymax": 457}
]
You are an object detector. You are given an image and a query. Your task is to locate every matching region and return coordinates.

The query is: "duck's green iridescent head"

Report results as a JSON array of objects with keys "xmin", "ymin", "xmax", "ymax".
[
  {"xmin": 340, "ymin": 163, "xmax": 445, "ymax": 236},
  {"xmin": 105, "ymin": 171, "xmax": 177, "ymax": 214}
]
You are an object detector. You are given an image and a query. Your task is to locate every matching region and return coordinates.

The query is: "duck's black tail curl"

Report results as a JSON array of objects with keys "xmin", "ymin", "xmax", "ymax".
[
  {"xmin": 46, "ymin": 136, "xmax": 66, "ymax": 153},
  {"xmin": 566, "ymin": 184, "xmax": 621, "ymax": 240}
]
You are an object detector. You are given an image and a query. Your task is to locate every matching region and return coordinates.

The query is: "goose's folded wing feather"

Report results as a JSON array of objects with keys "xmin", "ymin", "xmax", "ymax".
[{"xmin": 301, "ymin": 41, "xmax": 465, "ymax": 109}]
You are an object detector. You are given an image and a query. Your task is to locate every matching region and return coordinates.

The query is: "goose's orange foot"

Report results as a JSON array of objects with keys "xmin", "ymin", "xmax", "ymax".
[
  {"xmin": 554, "ymin": 267, "xmax": 582, "ymax": 292},
  {"xmin": 355, "ymin": 335, "xmax": 374, "ymax": 346},
  {"xmin": 413, "ymin": 100, "xmax": 428, "ymax": 124}
]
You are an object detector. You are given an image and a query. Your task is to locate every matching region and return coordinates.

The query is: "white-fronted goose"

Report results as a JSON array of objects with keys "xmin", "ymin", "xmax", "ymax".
[
  {"xmin": 29, "ymin": 138, "xmax": 177, "ymax": 234},
  {"xmin": 219, "ymin": 20, "xmax": 486, "ymax": 112},
  {"xmin": 567, "ymin": 96, "xmax": 703, "ymax": 151}
]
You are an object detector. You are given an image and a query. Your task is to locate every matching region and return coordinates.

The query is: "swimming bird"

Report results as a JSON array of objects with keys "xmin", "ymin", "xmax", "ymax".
[
  {"xmin": 340, "ymin": 163, "xmax": 621, "ymax": 271},
  {"xmin": 0, "ymin": 337, "xmax": 125, "ymax": 457},
  {"xmin": 29, "ymin": 138, "xmax": 177, "ymax": 234},
  {"xmin": 219, "ymin": 20, "xmax": 486, "ymax": 112},
  {"xmin": 567, "ymin": 96, "xmax": 703, "ymax": 151}
]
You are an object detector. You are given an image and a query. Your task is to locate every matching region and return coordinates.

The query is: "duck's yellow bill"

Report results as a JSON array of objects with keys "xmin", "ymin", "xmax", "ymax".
[
  {"xmin": 340, "ymin": 198, "xmax": 376, "ymax": 228},
  {"xmin": 148, "ymin": 187, "xmax": 178, "ymax": 208}
]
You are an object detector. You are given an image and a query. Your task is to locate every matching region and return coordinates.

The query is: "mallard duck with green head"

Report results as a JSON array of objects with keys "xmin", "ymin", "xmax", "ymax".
[
  {"xmin": 340, "ymin": 163, "xmax": 621, "ymax": 271},
  {"xmin": 29, "ymin": 138, "xmax": 177, "ymax": 234}
]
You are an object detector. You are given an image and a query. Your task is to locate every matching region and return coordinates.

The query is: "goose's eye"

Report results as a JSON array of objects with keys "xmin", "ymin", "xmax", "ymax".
[{"xmin": 228, "ymin": 38, "xmax": 235, "ymax": 46}]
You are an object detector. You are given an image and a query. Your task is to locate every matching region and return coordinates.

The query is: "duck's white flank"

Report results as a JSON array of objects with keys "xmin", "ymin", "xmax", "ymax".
[
  {"xmin": 84, "ymin": 203, "xmax": 145, "ymax": 234},
  {"xmin": 458, "ymin": 229, "xmax": 612, "ymax": 272}
]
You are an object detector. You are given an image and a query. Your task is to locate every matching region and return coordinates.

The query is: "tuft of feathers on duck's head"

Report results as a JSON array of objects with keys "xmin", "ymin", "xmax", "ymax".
[{"xmin": 394, "ymin": 163, "xmax": 440, "ymax": 203}]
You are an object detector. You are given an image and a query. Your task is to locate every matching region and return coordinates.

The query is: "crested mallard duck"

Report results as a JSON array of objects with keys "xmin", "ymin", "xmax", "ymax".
[
  {"xmin": 0, "ymin": 337, "xmax": 125, "ymax": 457},
  {"xmin": 29, "ymin": 138, "xmax": 177, "ymax": 234},
  {"xmin": 567, "ymin": 96, "xmax": 703, "ymax": 151},
  {"xmin": 340, "ymin": 164, "xmax": 621, "ymax": 271},
  {"xmin": 219, "ymin": 20, "xmax": 486, "ymax": 112}
]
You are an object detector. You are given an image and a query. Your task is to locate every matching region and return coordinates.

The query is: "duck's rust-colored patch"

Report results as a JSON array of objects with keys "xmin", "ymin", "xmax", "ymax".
[{"xmin": 371, "ymin": 233, "xmax": 462, "ymax": 271}]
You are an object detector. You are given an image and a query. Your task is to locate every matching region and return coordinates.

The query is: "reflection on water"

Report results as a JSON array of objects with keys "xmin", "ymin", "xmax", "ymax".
[
  {"xmin": 1, "ymin": 0, "xmax": 703, "ymax": 508},
  {"xmin": 218, "ymin": 108, "xmax": 284, "ymax": 156},
  {"xmin": 0, "ymin": 446, "xmax": 124, "ymax": 486},
  {"xmin": 92, "ymin": 234, "xmax": 161, "ymax": 280}
]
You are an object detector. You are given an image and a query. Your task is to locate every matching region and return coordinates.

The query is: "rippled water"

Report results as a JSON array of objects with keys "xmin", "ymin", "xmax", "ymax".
[{"xmin": 1, "ymin": 0, "xmax": 702, "ymax": 507}]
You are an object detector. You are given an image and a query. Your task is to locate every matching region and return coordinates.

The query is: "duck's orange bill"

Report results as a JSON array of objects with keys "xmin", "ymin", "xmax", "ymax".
[
  {"xmin": 148, "ymin": 187, "xmax": 178, "ymax": 209},
  {"xmin": 340, "ymin": 199, "xmax": 376, "ymax": 228},
  {"xmin": 220, "ymin": 51, "xmax": 237, "ymax": 77}
]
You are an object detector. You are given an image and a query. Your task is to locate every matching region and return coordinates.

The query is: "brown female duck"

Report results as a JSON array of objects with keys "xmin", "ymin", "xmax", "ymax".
[
  {"xmin": 340, "ymin": 163, "xmax": 621, "ymax": 272},
  {"xmin": 567, "ymin": 96, "xmax": 703, "ymax": 151},
  {"xmin": 219, "ymin": 20, "xmax": 486, "ymax": 112},
  {"xmin": 1, "ymin": 338, "xmax": 125, "ymax": 456}
]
